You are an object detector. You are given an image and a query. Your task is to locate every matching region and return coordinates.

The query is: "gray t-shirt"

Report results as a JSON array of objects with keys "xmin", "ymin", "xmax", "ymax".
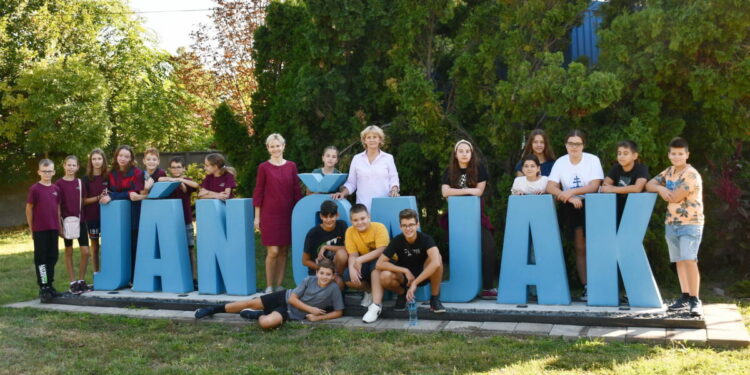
[{"xmin": 285, "ymin": 276, "xmax": 345, "ymax": 320}]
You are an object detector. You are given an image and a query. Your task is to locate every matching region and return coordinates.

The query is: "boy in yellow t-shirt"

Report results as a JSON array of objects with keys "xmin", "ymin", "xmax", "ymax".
[
  {"xmin": 343, "ymin": 204, "xmax": 390, "ymax": 323},
  {"xmin": 647, "ymin": 137, "xmax": 704, "ymax": 317}
]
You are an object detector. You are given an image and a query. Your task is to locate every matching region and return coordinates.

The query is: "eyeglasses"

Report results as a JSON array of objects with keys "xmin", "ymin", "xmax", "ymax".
[
  {"xmin": 169, "ymin": 166, "xmax": 184, "ymax": 169},
  {"xmin": 566, "ymin": 142, "xmax": 584, "ymax": 147},
  {"xmin": 39, "ymin": 170, "xmax": 55, "ymax": 174},
  {"xmin": 400, "ymin": 223, "xmax": 418, "ymax": 229}
]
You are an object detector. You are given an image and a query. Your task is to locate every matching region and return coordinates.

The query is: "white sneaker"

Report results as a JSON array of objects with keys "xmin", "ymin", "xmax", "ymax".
[
  {"xmin": 273, "ymin": 286, "xmax": 285, "ymax": 292},
  {"xmin": 362, "ymin": 303, "xmax": 381, "ymax": 323},
  {"xmin": 264, "ymin": 286, "xmax": 274, "ymax": 294},
  {"xmin": 360, "ymin": 291, "xmax": 373, "ymax": 307}
]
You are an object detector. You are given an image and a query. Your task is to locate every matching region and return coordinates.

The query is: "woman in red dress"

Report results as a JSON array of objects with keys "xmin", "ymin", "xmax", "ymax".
[{"xmin": 254, "ymin": 133, "xmax": 303, "ymax": 294}]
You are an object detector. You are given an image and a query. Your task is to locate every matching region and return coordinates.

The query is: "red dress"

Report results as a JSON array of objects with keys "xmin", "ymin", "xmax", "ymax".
[{"xmin": 253, "ymin": 161, "xmax": 303, "ymax": 246}]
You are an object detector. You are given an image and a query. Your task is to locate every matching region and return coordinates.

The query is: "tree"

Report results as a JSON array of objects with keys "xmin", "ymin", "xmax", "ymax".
[
  {"xmin": 211, "ymin": 102, "xmax": 253, "ymax": 195},
  {"xmin": 0, "ymin": 0, "xmax": 211, "ymax": 183}
]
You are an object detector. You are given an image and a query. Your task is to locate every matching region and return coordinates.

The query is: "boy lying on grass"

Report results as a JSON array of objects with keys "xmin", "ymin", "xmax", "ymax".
[{"xmin": 194, "ymin": 259, "xmax": 344, "ymax": 329}]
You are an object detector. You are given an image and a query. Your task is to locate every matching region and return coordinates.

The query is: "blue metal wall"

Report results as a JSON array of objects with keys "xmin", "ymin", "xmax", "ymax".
[{"xmin": 569, "ymin": 1, "xmax": 603, "ymax": 66}]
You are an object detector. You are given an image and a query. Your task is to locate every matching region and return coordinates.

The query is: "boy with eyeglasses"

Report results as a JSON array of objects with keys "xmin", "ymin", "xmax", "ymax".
[
  {"xmin": 26, "ymin": 159, "xmax": 63, "ymax": 302},
  {"xmin": 376, "ymin": 209, "xmax": 446, "ymax": 314}
]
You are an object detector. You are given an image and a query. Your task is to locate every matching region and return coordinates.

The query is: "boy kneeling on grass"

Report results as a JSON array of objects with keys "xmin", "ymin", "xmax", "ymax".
[{"xmin": 194, "ymin": 259, "xmax": 344, "ymax": 329}]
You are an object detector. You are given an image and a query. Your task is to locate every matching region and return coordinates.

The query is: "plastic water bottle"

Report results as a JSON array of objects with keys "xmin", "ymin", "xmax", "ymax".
[{"xmin": 407, "ymin": 300, "xmax": 418, "ymax": 326}]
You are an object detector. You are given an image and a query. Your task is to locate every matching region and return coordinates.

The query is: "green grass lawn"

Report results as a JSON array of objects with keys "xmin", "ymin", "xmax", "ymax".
[{"xmin": 1, "ymin": 226, "xmax": 749, "ymax": 374}]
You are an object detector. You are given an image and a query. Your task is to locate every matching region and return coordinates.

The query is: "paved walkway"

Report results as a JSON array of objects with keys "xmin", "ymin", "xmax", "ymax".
[{"xmin": 6, "ymin": 299, "xmax": 749, "ymax": 348}]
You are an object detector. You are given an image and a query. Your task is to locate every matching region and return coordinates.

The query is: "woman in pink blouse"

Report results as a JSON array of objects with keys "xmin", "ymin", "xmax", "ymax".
[
  {"xmin": 332, "ymin": 125, "xmax": 400, "ymax": 211},
  {"xmin": 253, "ymin": 133, "xmax": 303, "ymax": 294}
]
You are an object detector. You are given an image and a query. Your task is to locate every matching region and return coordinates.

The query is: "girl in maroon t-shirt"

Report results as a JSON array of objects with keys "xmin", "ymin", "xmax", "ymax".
[
  {"xmin": 82, "ymin": 148, "xmax": 109, "ymax": 273},
  {"xmin": 198, "ymin": 153, "xmax": 237, "ymax": 200},
  {"xmin": 100, "ymin": 145, "xmax": 145, "ymax": 284},
  {"xmin": 55, "ymin": 155, "xmax": 91, "ymax": 295}
]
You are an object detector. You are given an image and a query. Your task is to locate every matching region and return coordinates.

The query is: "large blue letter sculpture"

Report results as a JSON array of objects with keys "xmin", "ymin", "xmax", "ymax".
[
  {"xmin": 498, "ymin": 195, "xmax": 571, "ymax": 305},
  {"xmin": 586, "ymin": 193, "xmax": 662, "ymax": 307},
  {"xmin": 132, "ymin": 199, "xmax": 193, "ymax": 293},
  {"xmin": 196, "ymin": 199, "xmax": 256, "ymax": 295},
  {"xmin": 440, "ymin": 196, "xmax": 483, "ymax": 302},
  {"xmin": 291, "ymin": 174, "xmax": 351, "ymax": 284},
  {"xmin": 94, "ymin": 200, "xmax": 132, "ymax": 290}
]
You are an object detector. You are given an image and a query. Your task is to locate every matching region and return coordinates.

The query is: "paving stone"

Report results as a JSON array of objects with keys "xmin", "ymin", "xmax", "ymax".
[
  {"xmin": 480, "ymin": 322, "xmax": 518, "ymax": 333},
  {"xmin": 667, "ymin": 328, "xmax": 707, "ymax": 347},
  {"xmin": 706, "ymin": 326, "xmax": 750, "ymax": 348},
  {"xmin": 376, "ymin": 319, "xmax": 409, "ymax": 331},
  {"xmin": 444, "ymin": 321, "xmax": 483, "ymax": 332},
  {"xmin": 626, "ymin": 327, "xmax": 666, "ymax": 344},
  {"xmin": 586, "ymin": 326, "xmax": 628, "ymax": 342},
  {"xmin": 549, "ymin": 324, "xmax": 585, "ymax": 339},
  {"xmin": 407, "ymin": 320, "xmax": 445, "ymax": 332},
  {"xmin": 314, "ymin": 316, "xmax": 353, "ymax": 326},
  {"xmin": 5, "ymin": 300, "xmax": 41, "ymax": 308},
  {"xmin": 345, "ymin": 317, "xmax": 383, "ymax": 329},
  {"xmin": 514, "ymin": 323, "xmax": 554, "ymax": 336}
]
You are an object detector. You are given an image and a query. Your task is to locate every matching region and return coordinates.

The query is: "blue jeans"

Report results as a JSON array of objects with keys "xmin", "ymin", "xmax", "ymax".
[{"xmin": 665, "ymin": 224, "xmax": 703, "ymax": 262}]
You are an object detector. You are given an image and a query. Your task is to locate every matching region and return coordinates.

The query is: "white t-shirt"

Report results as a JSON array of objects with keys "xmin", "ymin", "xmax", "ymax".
[
  {"xmin": 511, "ymin": 176, "xmax": 548, "ymax": 195},
  {"xmin": 548, "ymin": 153, "xmax": 604, "ymax": 197}
]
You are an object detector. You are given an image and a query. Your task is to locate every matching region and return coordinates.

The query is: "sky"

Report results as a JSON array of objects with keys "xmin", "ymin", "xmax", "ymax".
[{"xmin": 128, "ymin": 0, "xmax": 216, "ymax": 54}]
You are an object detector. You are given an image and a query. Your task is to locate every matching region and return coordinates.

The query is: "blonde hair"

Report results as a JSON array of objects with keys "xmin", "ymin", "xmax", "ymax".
[
  {"xmin": 360, "ymin": 125, "xmax": 385, "ymax": 148},
  {"xmin": 265, "ymin": 133, "xmax": 286, "ymax": 146},
  {"xmin": 143, "ymin": 147, "xmax": 160, "ymax": 158}
]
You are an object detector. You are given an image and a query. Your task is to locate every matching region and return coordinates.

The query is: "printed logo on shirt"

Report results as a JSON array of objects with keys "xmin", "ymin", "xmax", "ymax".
[
  {"xmin": 403, "ymin": 247, "xmax": 422, "ymax": 257},
  {"xmin": 52, "ymin": 191, "xmax": 58, "ymax": 196},
  {"xmin": 618, "ymin": 176, "xmax": 632, "ymax": 187},
  {"xmin": 219, "ymin": 183, "xmax": 225, "ymax": 187},
  {"xmin": 571, "ymin": 175, "xmax": 583, "ymax": 189},
  {"xmin": 367, "ymin": 241, "xmax": 376, "ymax": 250}
]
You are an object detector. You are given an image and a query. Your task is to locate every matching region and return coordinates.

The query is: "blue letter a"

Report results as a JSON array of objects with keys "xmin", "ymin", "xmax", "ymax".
[
  {"xmin": 498, "ymin": 195, "xmax": 571, "ymax": 305},
  {"xmin": 132, "ymin": 199, "xmax": 193, "ymax": 293},
  {"xmin": 196, "ymin": 199, "xmax": 256, "ymax": 295},
  {"xmin": 586, "ymin": 193, "xmax": 662, "ymax": 307}
]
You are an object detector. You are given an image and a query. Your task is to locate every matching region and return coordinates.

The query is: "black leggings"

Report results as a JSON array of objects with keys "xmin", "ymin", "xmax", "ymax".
[
  {"xmin": 481, "ymin": 227, "xmax": 498, "ymax": 290},
  {"xmin": 33, "ymin": 230, "xmax": 59, "ymax": 287}
]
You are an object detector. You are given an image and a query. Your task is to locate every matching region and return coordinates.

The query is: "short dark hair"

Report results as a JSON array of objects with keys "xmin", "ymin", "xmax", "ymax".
[
  {"xmin": 317, "ymin": 259, "xmax": 335, "ymax": 273},
  {"xmin": 170, "ymin": 156, "xmax": 185, "ymax": 167},
  {"xmin": 617, "ymin": 140, "xmax": 639, "ymax": 153},
  {"xmin": 521, "ymin": 154, "xmax": 541, "ymax": 167},
  {"xmin": 669, "ymin": 137, "xmax": 689, "ymax": 152},
  {"xmin": 566, "ymin": 129, "xmax": 587, "ymax": 145},
  {"xmin": 399, "ymin": 208, "xmax": 419, "ymax": 223},
  {"xmin": 39, "ymin": 159, "xmax": 54, "ymax": 168},
  {"xmin": 320, "ymin": 200, "xmax": 338, "ymax": 216},
  {"xmin": 350, "ymin": 203, "xmax": 368, "ymax": 216}
]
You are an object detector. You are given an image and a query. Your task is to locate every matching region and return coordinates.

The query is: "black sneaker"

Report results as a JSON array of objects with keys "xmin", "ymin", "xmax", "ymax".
[
  {"xmin": 668, "ymin": 296, "xmax": 690, "ymax": 311},
  {"xmin": 194, "ymin": 308, "xmax": 214, "ymax": 319},
  {"xmin": 39, "ymin": 287, "xmax": 54, "ymax": 303},
  {"xmin": 77, "ymin": 280, "xmax": 91, "ymax": 294},
  {"xmin": 69, "ymin": 281, "xmax": 81, "ymax": 295},
  {"xmin": 689, "ymin": 298, "xmax": 703, "ymax": 317},
  {"xmin": 240, "ymin": 309, "xmax": 264, "ymax": 320},
  {"xmin": 580, "ymin": 286, "xmax": 588, "ymax": 302},
  {"xmin": 48, "ymin": 286, "xmax": 63, "ymax": 297},
  {"xmin": 394, "ymin": 293, "xmax": 407, "ymax": 311},
  {"xmin": 430, "ymin": 296, "xmax": 446, "ymax": 313}
]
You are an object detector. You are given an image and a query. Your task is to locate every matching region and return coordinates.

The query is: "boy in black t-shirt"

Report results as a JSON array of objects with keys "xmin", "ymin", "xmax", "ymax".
[
  {"xmin": 600, "ymin": 140, "xmax": 650, "ymax": 224},
  {"xmin": 376, "ymin": 209, "xmax": 446, "ymax": 313},
  {"xmin": 302, "ymin": 200, "xmax": 348, "ymax": 289}
]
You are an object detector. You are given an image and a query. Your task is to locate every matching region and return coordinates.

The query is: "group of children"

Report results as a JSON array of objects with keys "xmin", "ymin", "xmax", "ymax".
[
  {"xmin": 27, "ymin": 130, "xmax": 705, "ymax": 323},
  {"xmin": 27, "ymin": 147, "xmax": 237, "ymax": 301},
  {"xmin": 510, "ymin": 131, "xmax": 704, "ymax": 316},
  {"xmin": 195, "ymin": 202, "xmax": 446, "ymax": 328}
]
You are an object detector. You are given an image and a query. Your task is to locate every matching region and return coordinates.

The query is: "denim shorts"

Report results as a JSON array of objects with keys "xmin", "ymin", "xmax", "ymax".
[{"xmin": 665, "ymin": 224, "xmax": 703, "ymax": 262}]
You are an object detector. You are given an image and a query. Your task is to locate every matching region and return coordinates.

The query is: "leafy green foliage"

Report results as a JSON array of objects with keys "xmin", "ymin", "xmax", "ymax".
[
  {"xmin": 0, "ymin": 0, "xmax": 211, "ymax": 184},
  {"xmin": 211, "ymin": 102, "xmax": 253, "ymax": 196}
]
